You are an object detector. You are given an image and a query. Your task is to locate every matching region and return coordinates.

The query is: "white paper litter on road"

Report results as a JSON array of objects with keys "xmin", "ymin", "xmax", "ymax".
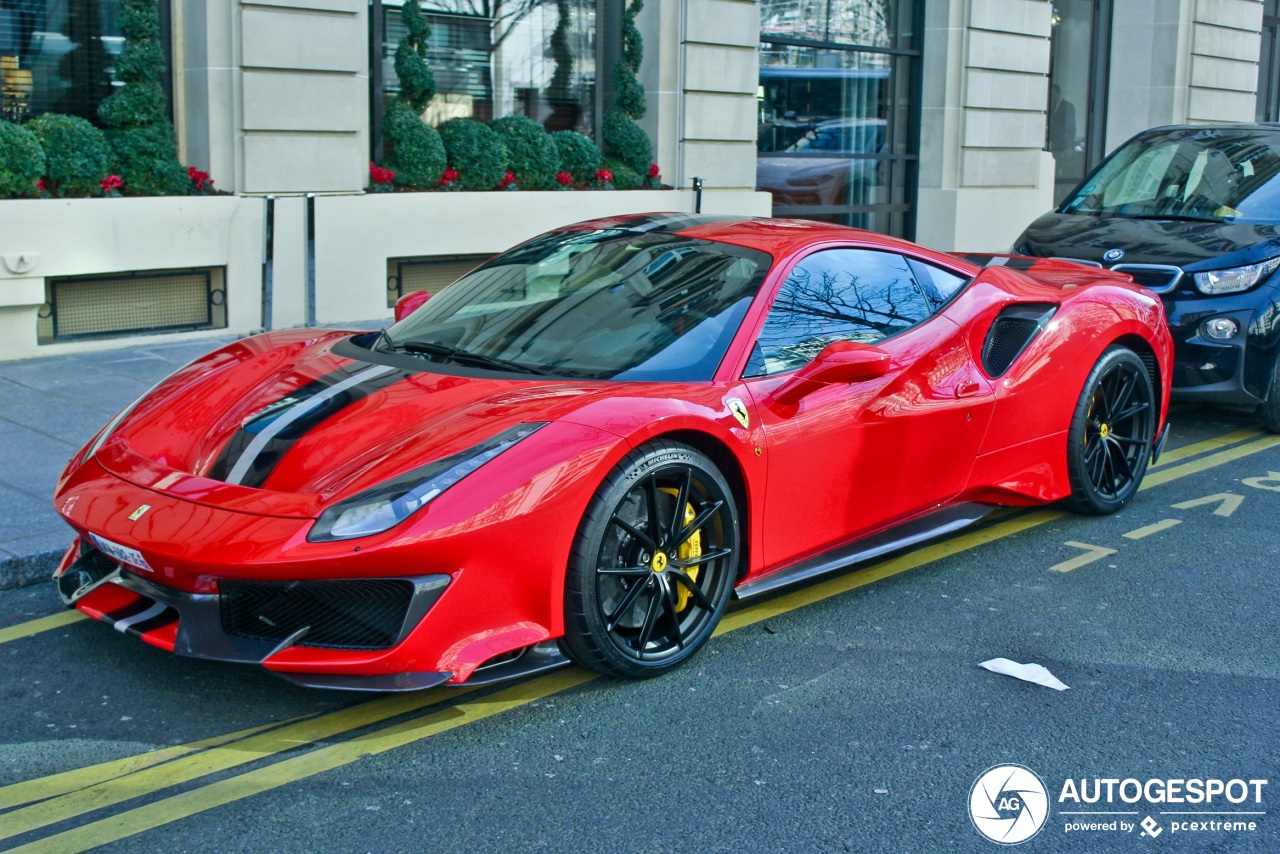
[{"xmin": 979, "ymin": 658, "xmax": 1070, "ymax": 691}]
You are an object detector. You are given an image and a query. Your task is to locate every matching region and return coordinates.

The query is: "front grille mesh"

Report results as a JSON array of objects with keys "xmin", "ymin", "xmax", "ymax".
[{"xmin": 220, "ymin": 579, "xmax": 414, "ymax": 650}]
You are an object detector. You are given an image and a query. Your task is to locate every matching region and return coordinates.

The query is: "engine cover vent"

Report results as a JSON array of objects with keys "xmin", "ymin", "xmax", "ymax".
[{"xmin": 982, "ymin": 304, "xmax": 1057, "ymax": 377}]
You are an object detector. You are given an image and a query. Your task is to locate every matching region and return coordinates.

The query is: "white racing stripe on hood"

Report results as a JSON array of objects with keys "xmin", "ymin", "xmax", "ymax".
[{"xmin": 225, "ymin": 363, "xmax": 397, "ymax": 485}]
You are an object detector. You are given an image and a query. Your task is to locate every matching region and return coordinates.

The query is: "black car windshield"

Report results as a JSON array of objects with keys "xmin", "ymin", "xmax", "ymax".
[
  {"xmin": 1061, "ymin": 128, "xmax": 1280, "ymax": 223},
  {"xmin": 385, "ymin": 229, "xmax": 772, "ymax": 381}
]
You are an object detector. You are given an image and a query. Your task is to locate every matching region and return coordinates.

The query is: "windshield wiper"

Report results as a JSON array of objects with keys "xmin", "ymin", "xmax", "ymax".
[
  {"xmin": 373, "ymin": 327, "xmax": 396, "ymax": 353},
  {"xmin": 1105, "ymin": 212, "xmax": 1226, "ymax": 223},
  {"xmin": 394, "ymin": 340, "xmax": 550, "ymax": 375}
]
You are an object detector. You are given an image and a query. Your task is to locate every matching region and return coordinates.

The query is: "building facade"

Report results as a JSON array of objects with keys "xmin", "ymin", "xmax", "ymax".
[{"xmin": 0, "ymin": 0, "xmax": 1273, "ymax": 359}]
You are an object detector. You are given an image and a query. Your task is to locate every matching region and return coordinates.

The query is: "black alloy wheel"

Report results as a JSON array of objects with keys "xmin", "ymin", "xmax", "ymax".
[
  {"xmin": 1063, "ymin": 346, "xmax": 1156, "ymax": 515},
  {"xmin": 560, "ymin": 441, "xmax": 739, "ymax": 678}
]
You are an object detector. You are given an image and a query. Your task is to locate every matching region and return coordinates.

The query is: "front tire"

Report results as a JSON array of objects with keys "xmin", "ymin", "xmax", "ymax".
[
  {"xmin": 560, "ymin": 441, "xmax": 740, "ymax": 679},
  {"xmin": 1062, "ymin": 346, "xmax": 1156, "ymax": 515},
  {"xmin": 1259, "ymin": 353, "xmax": 1280, "ymax": 433}
]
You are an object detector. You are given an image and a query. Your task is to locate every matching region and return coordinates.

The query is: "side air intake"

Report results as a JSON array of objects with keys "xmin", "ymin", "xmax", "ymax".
[{"xmin": 981, "ymin": 304, "xmax": 1057, "ymax": 377}]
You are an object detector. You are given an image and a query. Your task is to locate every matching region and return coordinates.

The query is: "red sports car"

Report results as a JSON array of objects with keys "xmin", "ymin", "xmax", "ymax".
[{"xmin": 52, "ymin": 214, "xmax": 1172, "ymax": 690}]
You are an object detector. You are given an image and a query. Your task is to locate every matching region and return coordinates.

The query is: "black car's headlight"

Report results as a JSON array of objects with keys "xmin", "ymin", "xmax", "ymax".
[
  {"xmin": 307, "ymin": 422, "xmax": 547, "ymax": 542},
  {"xmin": 1192, "ymin": 257, "xmax": 1280, "ymax": 295}
]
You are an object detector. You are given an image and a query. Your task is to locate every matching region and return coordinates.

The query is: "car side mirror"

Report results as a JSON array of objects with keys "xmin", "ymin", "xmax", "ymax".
[
  {"xmin": 767, "ymin": 341, "xmax": 892, "ymax": 407},
  {"xmin": 393, "ymin": 290, "xmax": 431, "ymax": 322}
]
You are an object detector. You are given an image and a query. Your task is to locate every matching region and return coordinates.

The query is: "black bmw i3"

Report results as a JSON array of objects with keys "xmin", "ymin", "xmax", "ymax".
[{"xmin": 1015, "ymin": 124, "xmax": 1280, "ymax": 431}]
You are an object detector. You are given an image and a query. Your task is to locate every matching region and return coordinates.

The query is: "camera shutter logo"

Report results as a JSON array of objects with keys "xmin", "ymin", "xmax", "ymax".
[{"xmin": 969, "ymin": 764, "xmax": 1050, "ymax": 844}]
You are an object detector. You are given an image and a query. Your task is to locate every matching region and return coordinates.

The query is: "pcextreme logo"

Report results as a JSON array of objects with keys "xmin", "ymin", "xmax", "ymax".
[{"xmin": 969, "ymin": 766, "xmax": 1270, "ymax": 844}]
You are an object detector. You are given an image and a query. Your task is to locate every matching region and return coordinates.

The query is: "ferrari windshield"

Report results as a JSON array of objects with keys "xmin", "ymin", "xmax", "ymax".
[
  {"xmin": 385, "ymin": 228, "xmax": 772, "ymax": 381},
  {"xmin": 1061, "ymin": 128, "xmax": 1280, "ymax": 222}
]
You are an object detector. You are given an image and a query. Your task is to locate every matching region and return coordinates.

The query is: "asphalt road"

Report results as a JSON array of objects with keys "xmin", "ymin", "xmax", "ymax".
[{"xmin": 0, "ymin": 406, "xmax": 1276, "ymax": 853}]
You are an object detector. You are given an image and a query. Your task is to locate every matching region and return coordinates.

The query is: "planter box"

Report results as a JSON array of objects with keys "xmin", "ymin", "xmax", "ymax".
[{"xmin": 0, "ymin": 196, "xmax": 265, "ymax": 361}]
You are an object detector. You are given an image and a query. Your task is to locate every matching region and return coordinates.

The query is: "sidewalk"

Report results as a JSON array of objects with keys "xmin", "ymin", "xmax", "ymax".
[{"xmin": 0, "ymin": 336, "xmax": 240, "ymax": 588}]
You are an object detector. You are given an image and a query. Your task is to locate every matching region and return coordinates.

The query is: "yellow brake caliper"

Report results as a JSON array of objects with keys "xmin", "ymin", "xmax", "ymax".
[{"xmin": 659, "ymin": 488, "xmax": 702, "ymax": 611}]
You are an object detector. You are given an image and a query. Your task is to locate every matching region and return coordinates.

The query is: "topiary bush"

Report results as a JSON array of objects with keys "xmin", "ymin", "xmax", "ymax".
[
  {"xmin": 27, "ymin": 114, "xmax": 109, "ymax": 197},
  {"xmin": 109, "ymin": 122, "xmax": 189, "ymax": 196},
  {"xmin": 602, "ymin": 107, "xmax": 652, "ymax": 176},
  {"xmin": 602, "ymin": 0, "xmax": 653, "ymax": 175},
  {"xmin": 602, "ymin": 160, "xmax": 643, "ymax": 190},
  {"xmin": 0, "ymin": 121, "xmax": 44, "ymax": 198},
  {"xmin": 439, "ymin": 118, "xmax": 509, "ymax": 190},
  {"xmin": 490, "ymin": 115, "xmax": 558, "ymax": 190},
  {"xmin": 98, "ymin": 0, "xmax": 188, "ymax": 195},
  {"xmin": 383, "ymin": 100, "xmax": 446, "ymax": 189},
  {"xmin": 381, "ymin": 0, "xmax": 444, "ymax": 188},
  {"xmin": 552, "ymin": 130, "xmax": 600, "ymax": 181}
]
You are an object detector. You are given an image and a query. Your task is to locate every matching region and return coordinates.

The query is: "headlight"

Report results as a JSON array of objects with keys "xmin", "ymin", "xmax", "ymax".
[
  {"xmin": 307, "ymin": 422, "xmax": 547, "ymax": 542},
  {"xmin": 1192, "ymin": 257, "xmax": 1280, "ymax": 295}
]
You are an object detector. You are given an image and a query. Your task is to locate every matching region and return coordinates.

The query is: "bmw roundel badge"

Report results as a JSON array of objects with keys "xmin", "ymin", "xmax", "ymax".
[{"xmin": 1102, "ymin": 248, "xmax": 1125, "ymax": 263}]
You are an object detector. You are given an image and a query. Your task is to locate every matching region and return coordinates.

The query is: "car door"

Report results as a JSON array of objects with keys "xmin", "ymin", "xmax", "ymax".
[{"xmin": 741, "ymin": 247, "xmax": 995, "ymax": 571}]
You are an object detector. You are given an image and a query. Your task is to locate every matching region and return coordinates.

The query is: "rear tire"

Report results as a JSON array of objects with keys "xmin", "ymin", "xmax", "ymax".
[
  {"xmin": 1062, "ymin": 346, "xmax": 1156, "ymax": 515},
  {"xmin": 560, "ymin": 441, "xmax": 739, "ymax": 679}
]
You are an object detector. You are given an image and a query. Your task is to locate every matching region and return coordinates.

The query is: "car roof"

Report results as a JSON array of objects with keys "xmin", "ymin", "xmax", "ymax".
[{"xmin": 556, "ymin": 213, "xmax": 978, "ymax": 273}]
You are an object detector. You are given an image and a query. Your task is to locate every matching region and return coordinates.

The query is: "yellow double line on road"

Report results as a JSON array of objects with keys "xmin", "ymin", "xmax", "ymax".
[{"xmin": 3, "ymin": 427, "xmax": 1278, "ymax": 852}]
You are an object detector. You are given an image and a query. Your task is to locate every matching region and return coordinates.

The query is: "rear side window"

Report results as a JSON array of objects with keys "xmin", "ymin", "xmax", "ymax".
[{"xmin": 746, "ymin": 249, "xmax": 947, "ymax": 377}]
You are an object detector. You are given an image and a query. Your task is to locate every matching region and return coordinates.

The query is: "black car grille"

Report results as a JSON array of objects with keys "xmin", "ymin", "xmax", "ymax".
[
  {"xmin": 1107, "ymin": 264, "xmax": 1183, "ymax": 293},
  {"xmin": 220, "ymin": 579, "xmax": 415, "ymax": 650}
]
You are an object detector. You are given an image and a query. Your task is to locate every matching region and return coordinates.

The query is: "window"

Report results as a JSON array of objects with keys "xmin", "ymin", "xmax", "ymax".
[
  {"xmin": 0, "ymin": 0, "xmax": 171, "ymax": 126},
  {"xmin": 756, "ymin": 0, "xmax": 921, "ymax": 237},
  {"xmin": 377, "ymin": 0, "xmax": 595, "ymax": 133},
  {"xmin": 746, "ymin": 249, "xmax": 945, "ymax": 377}
]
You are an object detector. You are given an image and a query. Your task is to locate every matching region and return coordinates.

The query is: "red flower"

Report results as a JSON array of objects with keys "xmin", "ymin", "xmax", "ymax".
[
  {"xmin": 594, "ymin": 169, "xmax": 613, "ymax": 183},
  {"xmin": 100, "ymin": 174, "xmax": 123, "ymax": 193},
  {"xmin": 439, "ymin": 168, "xmax": 461, "ymax": 187},
  {"xmin": 499, "ymin": 170, "xmax": 517, "ymax": 189},
  {"xmin": 369, "ymin": 162, "xmax": 395, "ymax": 185},
  {"xmin": 187, "ymin": 166, "xmax": 213, "ymax": 192},
  {"xmin": 555, "ymin": 171, "xmax": 572, "ymax": 186},
  {"xmin": 36, "ymin": 178, "xmax": 46, "ymax": 192},
  {"xmin": 648, "ymin": 163, "xmax": 660, "ymax": 178}
]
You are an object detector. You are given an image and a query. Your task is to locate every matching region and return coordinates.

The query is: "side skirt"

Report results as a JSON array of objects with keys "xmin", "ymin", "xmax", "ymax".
[{"xmin": 734, "ymin": 502, "xmax": 994, "ymax": 600}]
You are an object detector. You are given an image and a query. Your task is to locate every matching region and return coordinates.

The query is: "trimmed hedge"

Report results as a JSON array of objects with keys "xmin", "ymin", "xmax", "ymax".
[
  {"xmin": 0, "ymin": 121, "xmax": 44, "ymax": 198},
  {"xmin": 490, "ymin": 115, "xmax": 558, "ymax": 190},
  {"xmin": 552, "ymin": 130, "xmax": 600, "ymax": 181},
  {"xmin": 28, "ymin": 114, "xmax": 109, "ymax": 197},
  {"xmin": 439, "ymin": 118, "xmax": 509, "ymax": 191}
]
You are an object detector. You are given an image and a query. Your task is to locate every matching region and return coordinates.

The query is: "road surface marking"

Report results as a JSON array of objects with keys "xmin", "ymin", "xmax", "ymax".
[
  {"xmin": 1150, "ymin": 427, "xmax": 1261, "ymax": 468},
  {"xmin": 0, "ymin": 611, "xmax": 85, "ymax": 645},
  {"xmin": 1122, "ymin": 519, "xmax": 1183, "ymax": 540},
  {"xmin": 1171, "ymin": 493, "xmax": 1244, "ymax": 517},
  {"xmin": 1051, "ymin": 542, "xmax": 1118, "ymax": 572}
]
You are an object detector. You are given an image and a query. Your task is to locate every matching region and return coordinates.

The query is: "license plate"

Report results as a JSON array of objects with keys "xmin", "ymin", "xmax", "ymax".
[{"xmin": 89, "ymin": 533, "xmax": 153, "ymax": 573}]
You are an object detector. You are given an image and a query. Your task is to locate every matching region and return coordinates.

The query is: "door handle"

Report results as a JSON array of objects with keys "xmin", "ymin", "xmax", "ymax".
[{"xmin": 955, "ymin": 380, "xmax": 982, "ymax": 399}]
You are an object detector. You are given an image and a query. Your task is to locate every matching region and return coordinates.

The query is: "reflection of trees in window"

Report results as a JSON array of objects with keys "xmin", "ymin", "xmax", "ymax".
[
  {"xmin": 760, "ymin": 0, "xmax": 892, "ymax": 47},
  {"xmin": 384, "ymin": 0, "xmax": 593, "ymax": 131},
  {"xmin": 751, "ymin": 251, "xmax": 930, "ymax": 375}
]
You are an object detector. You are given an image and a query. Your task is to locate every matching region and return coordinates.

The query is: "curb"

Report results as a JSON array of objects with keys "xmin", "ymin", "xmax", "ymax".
[{"xmin": 0, "ymin": 547, "xmax": 63, "ymax": 592}]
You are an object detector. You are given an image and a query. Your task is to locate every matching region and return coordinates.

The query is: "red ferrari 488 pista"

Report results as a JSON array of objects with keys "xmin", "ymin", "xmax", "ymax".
[{"xmin": 52, "ymin": 214, "xmax": 1171, "ymax": 690}]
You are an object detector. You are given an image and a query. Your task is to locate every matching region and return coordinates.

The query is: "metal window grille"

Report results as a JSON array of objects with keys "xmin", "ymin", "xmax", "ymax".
[
  {"xmin": 386, "ymin": 255, "xmax": 487, "ymax": 307},
  {"xmin": 38, "ymin": 268, "xmax": 227, "ymax": 344}
]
